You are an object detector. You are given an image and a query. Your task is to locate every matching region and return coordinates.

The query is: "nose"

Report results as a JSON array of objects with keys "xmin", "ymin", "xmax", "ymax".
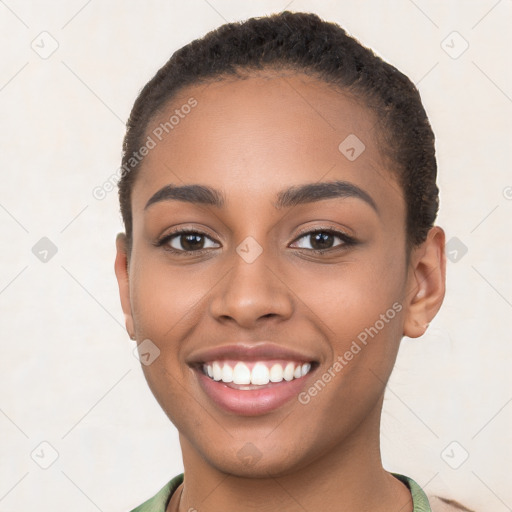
[{"xmin": 209, "ymin": 244, "xmax": 294, "ymax": 329}]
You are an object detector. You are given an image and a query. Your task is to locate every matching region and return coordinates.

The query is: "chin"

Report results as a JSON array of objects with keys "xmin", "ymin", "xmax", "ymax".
[{"xmin": 197, "ymin": 441, "xmax": 314, "ymax": 479}]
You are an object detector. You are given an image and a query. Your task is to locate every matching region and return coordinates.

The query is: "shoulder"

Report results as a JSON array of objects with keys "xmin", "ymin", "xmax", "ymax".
[
  {"xmin": 392, "ymin": 473, "xmax": 475, "ymax": 512},
  {"xmin": 129, "ymin": 474, "xmax": 184, "ymax": 512},
  {"xmin": 427, "ymin": 495, "xmax": 476, "ymax": 512}
]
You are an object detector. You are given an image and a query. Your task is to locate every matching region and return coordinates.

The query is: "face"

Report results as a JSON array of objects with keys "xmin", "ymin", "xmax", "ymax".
[{"xmin": 115, "ymin": 72, "xmax": 445, "ymax": 478}]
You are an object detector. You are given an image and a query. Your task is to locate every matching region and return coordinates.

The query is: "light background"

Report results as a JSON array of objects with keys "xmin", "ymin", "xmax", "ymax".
[{"xmin": 0, "ymin": 1, "xmax": 511, "ymax": 511}]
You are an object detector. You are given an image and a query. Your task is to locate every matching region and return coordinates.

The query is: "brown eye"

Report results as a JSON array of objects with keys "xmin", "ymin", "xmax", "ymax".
[
  {"xmin": 173, "ymin": 233, "xmax": 206, "ymax": 251},
  {"xmin": 308, "ymin": 232, "xmax": 336, "ymax": 251},
  {"xmin": 157, "ymin": 230, "xmax": 220, "ymax": 254},
  {"xmin": 290, "ymin": 229, "xmax": 356, "ymax": 253}
]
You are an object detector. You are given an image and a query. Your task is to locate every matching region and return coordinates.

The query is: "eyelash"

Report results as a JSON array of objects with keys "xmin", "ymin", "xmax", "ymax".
[{"xmin": 154, "ymin": 227, "xmax": 357, "ymax": 257}]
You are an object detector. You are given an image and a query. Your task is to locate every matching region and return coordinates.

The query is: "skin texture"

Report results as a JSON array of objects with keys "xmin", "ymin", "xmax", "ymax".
[{"xmin": 115, "ymin": 73, "xmax": 446, "ymax": 512}]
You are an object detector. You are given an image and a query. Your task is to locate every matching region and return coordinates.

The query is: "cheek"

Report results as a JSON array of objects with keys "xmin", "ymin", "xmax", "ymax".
[
  {"xmin": 290, "ymin": 244, "xmax": 406, "ymax": 345},
  {"xmin": 128, "ymin": 252, "xmax": 229, "ymax": 412},
  {"xmin": 130, "ymin": 253, "xmax": 212, "ymax": 341},
  {"xmin": 290, "ymin": 262, "xmax": 406, "ymax": 439},
  {"xmin": 129, "ymin": 260, "xmax": 200, "ymax": 429},
  {"xmin": 288, "ymin": 244, "xmax": 406, "ymax": 412},
  {"xmin": 128, "ymin": 255, "xmax": 201, "ymax": 395}
]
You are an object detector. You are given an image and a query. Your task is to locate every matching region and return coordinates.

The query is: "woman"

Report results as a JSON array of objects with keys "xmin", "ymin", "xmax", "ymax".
[{"xmin": 114, "ymin": 11, "xmax": 470, "ymax": 512}]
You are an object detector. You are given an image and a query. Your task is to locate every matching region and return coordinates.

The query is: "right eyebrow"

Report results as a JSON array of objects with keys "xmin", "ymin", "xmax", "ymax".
[{"xmin": 144, "ymin": 184, "xmax": 225, "ymax": 210}]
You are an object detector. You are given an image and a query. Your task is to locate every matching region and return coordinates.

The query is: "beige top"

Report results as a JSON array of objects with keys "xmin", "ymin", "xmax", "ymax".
[{"xmin": 427, "ymin": 495, "xmax": 475, "ymax": 512}]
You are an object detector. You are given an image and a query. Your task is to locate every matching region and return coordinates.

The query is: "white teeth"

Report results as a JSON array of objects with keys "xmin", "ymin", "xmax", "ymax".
[
  {"xmin": 269, "ymin": 363, "xmax": 284, "ymax": 382},
  {"xmin": 212, "ymin": 362, "xmax": 222, "ymax": 381},
  {"xmin": 251, "ymin": 363, "xmax": 270, "ymax": 385},
  {"xmin": 283, "ymin": 362, "xmax": 295, "ymax": 381},
  {"xmin": 221, "ymin": 363, "xmax": 233, "ymax": 382},
  {"xmin": 232, "ymin": 362, "xmax": 251, "ymax": 385},
  {"xmin": 203, "ymin": 360, "xmax": 313, "ymax": 386}
]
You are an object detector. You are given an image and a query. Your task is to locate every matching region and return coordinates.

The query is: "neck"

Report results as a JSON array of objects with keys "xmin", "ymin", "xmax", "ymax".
[{"xmin": 172, "ymin": 398, "xmax": 412, "ymax": 512}]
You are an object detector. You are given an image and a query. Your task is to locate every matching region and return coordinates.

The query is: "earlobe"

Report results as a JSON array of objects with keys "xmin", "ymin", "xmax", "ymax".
[
  {"xmin": 114, "ymin": 233, "xmax": 135, "ymax": 339},
  {"xmin": 403, "ymin": 226, "xmax": 446, "ymax": 338}
]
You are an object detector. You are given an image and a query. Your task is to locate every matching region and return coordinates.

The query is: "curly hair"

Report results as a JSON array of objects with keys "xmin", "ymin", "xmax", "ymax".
[{"xmin": 118, "ymin": 11, "xmax": 439, "ymax": 253}]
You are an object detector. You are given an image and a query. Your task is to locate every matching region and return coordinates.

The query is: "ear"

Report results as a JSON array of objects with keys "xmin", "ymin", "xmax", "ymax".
[
  {"xmin": 114, "ymin": 233, "xmax": 135, "ymax": 339},
  {"xmin": 403, "ymin": 226, "xmax": 446, "ymax": 338}
]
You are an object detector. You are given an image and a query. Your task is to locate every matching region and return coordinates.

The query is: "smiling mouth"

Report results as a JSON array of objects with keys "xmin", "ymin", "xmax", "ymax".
[
  {"xmin": 188, "ymin": 343, "xmax": 320, "ymax": 415},
  {"xmin": 200, "ymin": 359, "xmax": 315, "ymax": 389}
]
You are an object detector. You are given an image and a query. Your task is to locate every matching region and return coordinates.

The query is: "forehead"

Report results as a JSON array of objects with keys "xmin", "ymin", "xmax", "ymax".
[{"xmin": 131, "ymin": 72, "xmax": 404, "ymax": 219}]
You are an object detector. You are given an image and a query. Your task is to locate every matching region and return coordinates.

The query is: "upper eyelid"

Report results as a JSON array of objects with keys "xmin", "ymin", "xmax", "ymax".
[
  {"xmin": 293, "ymin": 225, "xmax": 352, "ymax": 238},
  {"xmin": 163, "ymin": 228, "xmax": 220, "ymax": 244}
]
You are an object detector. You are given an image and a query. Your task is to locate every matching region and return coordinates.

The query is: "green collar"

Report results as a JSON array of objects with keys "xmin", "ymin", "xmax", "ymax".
[
  {"xmin": 393, "ymin": 473, "xmax": 432, "ymax": 512},
  {"xmin": 130, "ymin": 472, "xmax": 431, "ymax": 512},
  {"xmin": 130, "ymin": 473, "xmax": 183, "ymax": 512}
]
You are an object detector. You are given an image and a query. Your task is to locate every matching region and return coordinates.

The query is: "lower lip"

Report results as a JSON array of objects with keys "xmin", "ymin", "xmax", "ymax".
[{"xmin": 195, "ymin": 368, "xmax": 315, "ymax": 416}]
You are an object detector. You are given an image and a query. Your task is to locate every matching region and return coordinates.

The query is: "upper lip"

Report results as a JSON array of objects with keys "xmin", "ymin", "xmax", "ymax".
[{"xmin": 186, "ymin": 342, "xmax": 318, "ymax": 366}]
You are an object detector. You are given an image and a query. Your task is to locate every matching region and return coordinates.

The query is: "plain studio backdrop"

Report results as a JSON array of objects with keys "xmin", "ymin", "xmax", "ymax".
[{"xmin": 0, "ymin": 1, "xmax": 510, "ymax": 511}]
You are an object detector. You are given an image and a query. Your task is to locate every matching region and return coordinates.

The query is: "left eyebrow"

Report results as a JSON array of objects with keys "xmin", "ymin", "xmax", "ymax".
[
  {"xmin": 144, "ymin": 180, "xmax": 378, "ymax": 214},
  {"xmin": 273, "ymin": 180, "xmax": 379, "ymax": 214}
]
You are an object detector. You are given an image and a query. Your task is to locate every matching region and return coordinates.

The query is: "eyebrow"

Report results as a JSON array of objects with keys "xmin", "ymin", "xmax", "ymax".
[{"xmin": 144, "ymin": 180, "xmax": 379, "ymax": 214}]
